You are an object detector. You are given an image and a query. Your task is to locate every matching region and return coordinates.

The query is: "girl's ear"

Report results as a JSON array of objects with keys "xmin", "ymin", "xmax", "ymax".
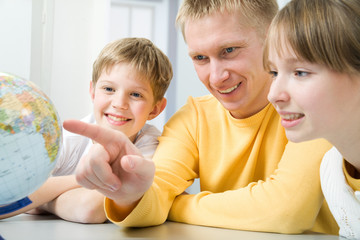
[
  {"xmin": 89, "ymin": 81, "xmax": 95, "ymax": 102},
  {"xmin": 147, "ymin": 97, "xmax": 167, "ymax": 120}
]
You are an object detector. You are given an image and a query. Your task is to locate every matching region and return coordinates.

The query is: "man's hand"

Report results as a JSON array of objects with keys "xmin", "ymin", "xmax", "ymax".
[{"xmin": 63, "ymin": 120, "xmax": 155, "ymax": 208}]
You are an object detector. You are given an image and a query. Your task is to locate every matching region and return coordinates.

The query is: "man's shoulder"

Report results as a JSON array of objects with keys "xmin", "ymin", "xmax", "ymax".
[
  {"xmin": 286, "ymin": 138, "xmax": 332, "ymax": 155},
  {"xmin": 189, "ymin": 94, "xmax": 217, "ymax": 104},
  {"xmin": 185, "ymin": 94, "xmax": 221, "ymax": 111}
]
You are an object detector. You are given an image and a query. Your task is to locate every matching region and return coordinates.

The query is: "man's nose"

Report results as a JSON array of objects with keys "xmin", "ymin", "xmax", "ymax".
[{"xmin": 209, "ymin": 60, "xmax": 230, "ymax": 86}]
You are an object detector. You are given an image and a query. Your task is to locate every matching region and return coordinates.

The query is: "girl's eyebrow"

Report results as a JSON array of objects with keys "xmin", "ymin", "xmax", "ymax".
[{"xmin": 285, "ymin": 57, "xmax": 304, "ymax": 64}]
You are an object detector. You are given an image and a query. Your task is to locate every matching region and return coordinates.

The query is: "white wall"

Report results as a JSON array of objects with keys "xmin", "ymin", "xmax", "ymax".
[
  {"xmin": 0, "ymin": 0, "xmax": 32, "ymax": 80},
  {"xmin": 1, "ymin": 0, "xmax": 290, "ymax": 127}
]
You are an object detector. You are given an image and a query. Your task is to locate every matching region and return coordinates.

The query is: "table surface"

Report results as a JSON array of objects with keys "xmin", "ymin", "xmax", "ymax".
[{"xmin": 0, "ymin": 214, "xmax": 339, "ymax": 240}]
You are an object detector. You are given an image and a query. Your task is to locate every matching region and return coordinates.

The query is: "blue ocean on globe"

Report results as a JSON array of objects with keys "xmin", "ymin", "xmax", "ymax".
[{"xmin": 0, "ymin": 72, "xmax": 62, "ymax": 213}]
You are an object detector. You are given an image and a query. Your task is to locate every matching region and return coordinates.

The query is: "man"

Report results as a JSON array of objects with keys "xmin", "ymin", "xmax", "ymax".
[{"xmin": 65, "ymin": 0, "xmax": 338, "ymax": 234}]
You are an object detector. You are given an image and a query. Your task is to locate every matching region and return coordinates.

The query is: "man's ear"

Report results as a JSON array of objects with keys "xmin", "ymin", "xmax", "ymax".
[
  {"xmin": 89, "ymin": 81, "xmax": 95, "ymax": 101},
  {"xmin": 147, "ymin": 97, "xmax": 167, "ymax": 120}
]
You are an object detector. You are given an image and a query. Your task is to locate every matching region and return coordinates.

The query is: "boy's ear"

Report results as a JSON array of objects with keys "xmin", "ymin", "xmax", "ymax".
[
  {"xmin": 147, "ymin": 97, "xmax": 167, "ymax": 120},
  {"xmin": 89, "ymin": 81, "xmax": 95, "ymax": 101}
]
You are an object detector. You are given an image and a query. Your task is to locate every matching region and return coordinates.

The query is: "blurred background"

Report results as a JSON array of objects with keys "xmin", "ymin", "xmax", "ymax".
[
  {"xmin": 0, "ymin": 0, "xmax": 290, "ymax": 194},
  {"xmin": 0, "ymin": 0, "xmax": 290, "ymax": 131}
]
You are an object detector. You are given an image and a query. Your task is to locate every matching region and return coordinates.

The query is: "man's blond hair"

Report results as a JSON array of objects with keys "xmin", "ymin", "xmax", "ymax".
[{"xmin": 176, "ymin": 0, "xmax": 278, "ymax": 40}]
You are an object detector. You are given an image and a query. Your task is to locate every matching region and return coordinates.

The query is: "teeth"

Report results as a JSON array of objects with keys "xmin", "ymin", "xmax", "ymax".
[
  {"xmin": 107, "ymin": 115, "xmax": 129, "ymax": 122},
  {"xmin": 219, "ymin": 84, "xmax": 239, "ymax": 94},
  {"xmin": 282, "ymin": 114, "xmax": 304, "ymax": 120}
]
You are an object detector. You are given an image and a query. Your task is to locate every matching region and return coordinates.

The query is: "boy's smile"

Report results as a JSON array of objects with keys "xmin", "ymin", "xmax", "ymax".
[{"xmin": 105, "ymin": 113, "xmax": 131, "ymax": 126}]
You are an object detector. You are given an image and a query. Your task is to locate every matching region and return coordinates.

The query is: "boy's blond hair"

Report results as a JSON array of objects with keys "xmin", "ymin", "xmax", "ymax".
[
  {"xmin": 92, "ymin": 38, "xmax": 173, "ymax": 103},
  {"xmin": 176, "ymin": 0, "xmax": 278, "ymax": 40},
  {"xmin": 264, "ymin": 0, "xmax": 360, "ymax": 74}
]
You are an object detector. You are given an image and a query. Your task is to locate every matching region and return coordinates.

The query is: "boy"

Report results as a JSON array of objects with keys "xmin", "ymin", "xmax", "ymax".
[{"xmin": 0, "ymin": 37, "xmax": 173, "ymax": 223}]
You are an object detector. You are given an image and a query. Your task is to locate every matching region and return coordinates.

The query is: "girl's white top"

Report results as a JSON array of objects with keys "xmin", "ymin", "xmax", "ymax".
[{"xmin": 320, "ymin": 147, "xmax": 360, "ymax": 239}]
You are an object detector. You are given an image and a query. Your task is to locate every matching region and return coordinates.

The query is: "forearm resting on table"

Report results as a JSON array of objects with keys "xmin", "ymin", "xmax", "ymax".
[
  {"xmin": 41, "ymin": 188, "xmax": 107, "ymax": 223},
  {"xmin": 0, "ymin": 175, "xmax": 80, "ymax": 219}
]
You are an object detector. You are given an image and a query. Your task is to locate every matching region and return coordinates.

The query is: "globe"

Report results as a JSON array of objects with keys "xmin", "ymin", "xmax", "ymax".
[{"xmin": 0, "ymin": 72, "xmax": 62, "ymax": 213}]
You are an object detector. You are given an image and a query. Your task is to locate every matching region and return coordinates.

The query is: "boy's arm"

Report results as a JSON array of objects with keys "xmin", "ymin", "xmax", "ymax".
[
  {"xmin": 63, "ymin": 120, "xmax": 155, "ymax": 221},
  {"xmin": 0, "ymin": 175, "xmax": 79, "ymax": 219},
  {"xmin": 40, "ymin": 187, "xmax": 106, "ymax": 223}
]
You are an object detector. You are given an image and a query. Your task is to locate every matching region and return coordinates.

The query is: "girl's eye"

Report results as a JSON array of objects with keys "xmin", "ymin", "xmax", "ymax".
[
  {"xmin": 269, "ymin": 70, "xmax": 278, "ymax": 78},
  {"xmin": 295, "ymin": 71, "xmax": 309, "ymax": 77}
]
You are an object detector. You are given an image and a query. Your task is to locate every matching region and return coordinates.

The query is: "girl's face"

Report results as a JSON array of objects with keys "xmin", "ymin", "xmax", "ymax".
[{"xmin": 267, "ymin": 41, "xmax": 360, "ymax": 144}]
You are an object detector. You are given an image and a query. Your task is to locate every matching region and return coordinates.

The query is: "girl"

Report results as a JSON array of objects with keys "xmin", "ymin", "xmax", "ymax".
[{"xmin": 264, "ymin": 0, "xmax": 360, "ymax": 238}]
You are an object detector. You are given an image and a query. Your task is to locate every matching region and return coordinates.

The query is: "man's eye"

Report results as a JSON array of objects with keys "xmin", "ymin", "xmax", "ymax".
[
  {"xmin": 195, "ymin": 55, "xmax": 206, "ymax": 61},
  {"xmin": 225, "ymin": 47, "xmax": 235, "ymax": 53}
]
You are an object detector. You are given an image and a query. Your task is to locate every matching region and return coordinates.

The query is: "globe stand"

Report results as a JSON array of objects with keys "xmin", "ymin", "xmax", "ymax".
[{"xmin": 0, "ymin": 197, "xmax": 32, "ymax": 215}]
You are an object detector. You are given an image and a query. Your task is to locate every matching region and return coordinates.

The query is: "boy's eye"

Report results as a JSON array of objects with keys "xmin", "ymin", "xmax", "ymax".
[
  {"xmin": 131, "ymin": 92, "xmax": 142, "ymax": 98},
  {"xmin": 104, "ymin": 87, "xmax": 114, "ymax": 92}
]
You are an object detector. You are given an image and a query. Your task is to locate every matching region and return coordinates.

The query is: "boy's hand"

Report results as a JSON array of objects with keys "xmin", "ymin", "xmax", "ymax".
[{"xmin": 63, "ymin": 120, "xmax": 155, "ymax": 208}]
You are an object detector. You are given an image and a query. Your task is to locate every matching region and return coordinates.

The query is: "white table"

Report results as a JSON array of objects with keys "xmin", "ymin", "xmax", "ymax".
[{"xmin": 0, "ymin": 214, "xmax": 339, "ymax": 240}]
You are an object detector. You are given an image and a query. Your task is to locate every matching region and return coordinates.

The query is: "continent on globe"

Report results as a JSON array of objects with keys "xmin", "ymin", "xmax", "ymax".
[{"xmin": 0, "ymin": 72, "xmax": 62, "ymax": 214}]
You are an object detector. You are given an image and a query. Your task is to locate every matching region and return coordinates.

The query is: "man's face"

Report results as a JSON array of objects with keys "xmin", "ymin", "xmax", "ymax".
[{"xmin": 184, "ymin": 10, "xmax": 271, "ymax": 119}]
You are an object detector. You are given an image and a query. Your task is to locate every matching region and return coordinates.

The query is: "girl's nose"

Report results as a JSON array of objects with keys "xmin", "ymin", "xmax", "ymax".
[{"xmin": 267, "ymin": 75, "xmax": 290, "ymax": 105}]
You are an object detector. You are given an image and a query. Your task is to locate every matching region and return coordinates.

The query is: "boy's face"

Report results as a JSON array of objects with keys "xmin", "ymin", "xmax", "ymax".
[
  {"xmin": 184, "ymin": 10, "xmax": 271, "ymax": 119},
  {"xmin": 90, "ymin": 62, "xmax": 161, "ymax": 142},
  {"xmin": 267, "ymin": 40, "xmax": 360, "ymax": 144}
]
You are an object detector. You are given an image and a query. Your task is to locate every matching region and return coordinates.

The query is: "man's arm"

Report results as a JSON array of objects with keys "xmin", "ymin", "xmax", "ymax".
[
  {"xmin": 168, "ymin": 140, "xmax": 334, "ymax": 234},
  {"xmin": 0, "ymin": 175, "xmax": 79, "ymax": 219}
]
